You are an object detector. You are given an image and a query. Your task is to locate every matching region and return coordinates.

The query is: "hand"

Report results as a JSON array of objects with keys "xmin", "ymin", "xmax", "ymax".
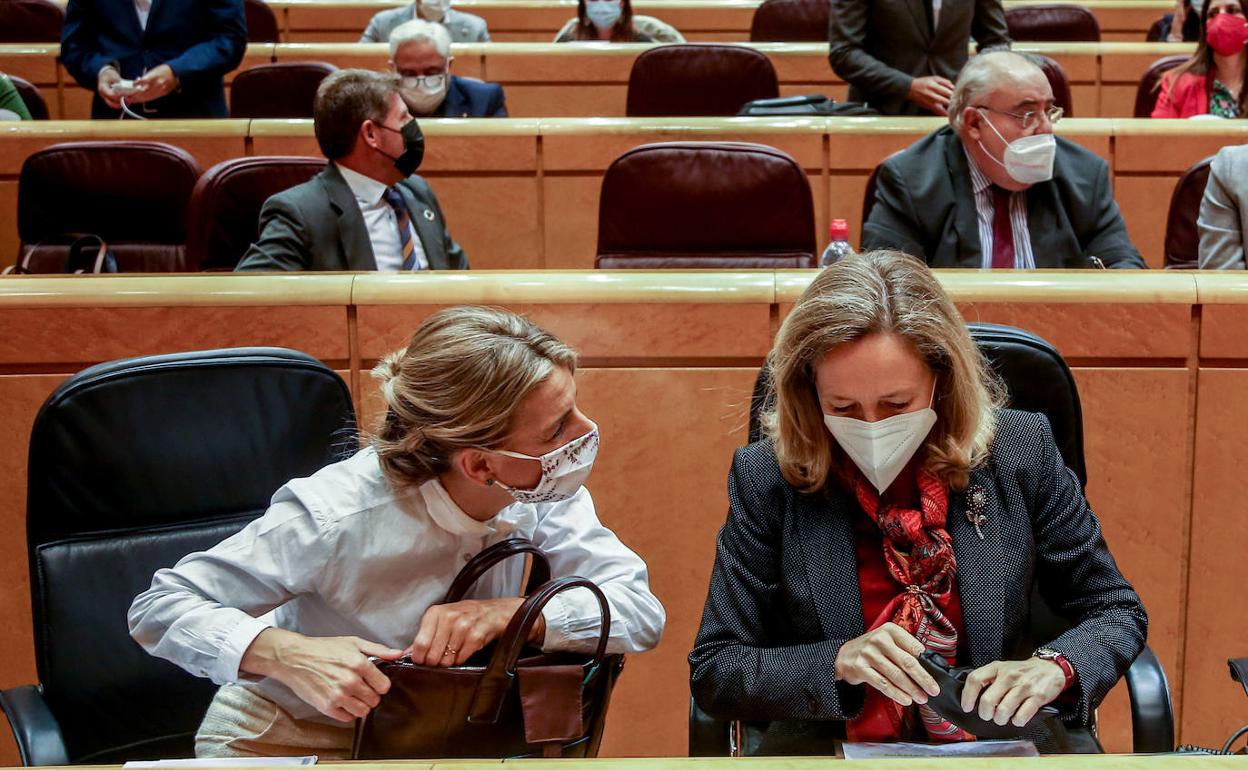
[
  {"xmin": 908, "ymin": 76, "xmax": 955, "ymax": 116},
  {"xmin": 833, "ymin": 622, "xmax": 940, "ymax": 706},
  {"xmin": 240, "ymin": 628, "xmax": 404, "ymax": 723},
  {"xmin": 409, "ymin": 597, "xmax": 546, "ymax": 667},
  {"xmin": 1168, "ymin": 0, "xmax": 1187, "ymax": 41},
  {"xmin": 130, "ymin": 64, "xmax": 178, "ymax": 104},
  {"xmin": 97, "ymin": 67, "xmax": 125, "ymax": 110},
  {"xmin": 960, "ymin": 658, "xmax": 1066, "ymax": 727}
]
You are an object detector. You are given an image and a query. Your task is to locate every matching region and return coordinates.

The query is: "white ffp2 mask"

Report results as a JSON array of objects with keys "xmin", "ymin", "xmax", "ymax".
[
  {"xmin": 824, "ymin": 392, "xmax": 936, "ymax": 494},
  {"xmin": 977, "ymin": 109, "xmax": 1056, "ymax": 186},
  {"xmin": 492, "ymin": 424, "xmax": 599, "ymax": 504}
]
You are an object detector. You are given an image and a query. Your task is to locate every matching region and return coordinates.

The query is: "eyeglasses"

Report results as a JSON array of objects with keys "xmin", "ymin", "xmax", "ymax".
[{"xmin": 975, "ymin": 105, "xmax": 1064, "ymax": 130}]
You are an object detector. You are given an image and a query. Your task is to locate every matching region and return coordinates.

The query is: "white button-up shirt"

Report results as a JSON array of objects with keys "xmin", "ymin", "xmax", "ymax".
[
  {"xmin": 337, "ymin": 163, "xmax": 429, "ymax": 271},
  {"xmin": 964, "ymin": 146, "xmax": 1036, "ymax": 270},
  {"xmin": 128, "ymin": 447, "xmax": 665, "ymax": 725}
]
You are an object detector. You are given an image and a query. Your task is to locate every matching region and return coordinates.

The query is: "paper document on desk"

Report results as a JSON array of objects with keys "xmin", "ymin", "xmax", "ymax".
[
  {"xmin": 124, "ymin": 757, "xmax": 317, "ymax": 767},
  {"xmin": 843, "ymin": 740, "xmax": 1039, "ymax": 759}
]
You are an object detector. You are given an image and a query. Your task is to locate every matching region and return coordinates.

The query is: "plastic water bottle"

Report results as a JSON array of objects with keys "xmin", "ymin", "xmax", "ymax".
[{"xmin": 819, "ymin": 219, "xmax": 854, "ymax": 267}]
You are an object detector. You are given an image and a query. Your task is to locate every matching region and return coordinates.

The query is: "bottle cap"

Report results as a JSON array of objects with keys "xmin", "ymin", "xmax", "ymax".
[{"xmin": 830, "ymin": 219, "xmax": 849, "ymax": 239}]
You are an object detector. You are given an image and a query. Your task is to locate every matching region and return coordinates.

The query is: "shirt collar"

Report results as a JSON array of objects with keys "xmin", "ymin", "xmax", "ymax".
[
  {"xmin": 418, "ymin": 477, "xmax": 519, "ymax": 537},
  {"xmin": 335, "ymin": 162, "xmax": 390, "ymax": 207},
  {"xmin": 962, "ymin": 144, "xmax": 994, "ymax": 195}
]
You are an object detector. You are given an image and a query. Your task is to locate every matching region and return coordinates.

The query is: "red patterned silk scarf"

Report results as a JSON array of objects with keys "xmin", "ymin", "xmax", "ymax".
[{"xmin": 846, "ymin": 469, "xmax": 975, "ymax": 743}]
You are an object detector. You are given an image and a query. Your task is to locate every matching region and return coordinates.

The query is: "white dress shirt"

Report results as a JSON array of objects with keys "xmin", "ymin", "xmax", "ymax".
[
  {"xmin": 337, "ymin": 163, "xmax": 429, "ymax": 271},
  {"xmin": 128, "ymin": 446, "xmax": 665, "ymax": 725},
  {"xmin": 135, "ymin": 0, "xmax": 151, "ymax": 29},
  {"xmin": 964, "ymin": 147, "xmax": 1036, "ymax": 269}
]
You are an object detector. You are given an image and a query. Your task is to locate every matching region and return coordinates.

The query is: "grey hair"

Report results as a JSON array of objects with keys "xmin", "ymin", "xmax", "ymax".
[
  {"xmin": 948, "ymin": 50, "xmax": 1043, "ymax": 131},
  {"xmin": 388, "ymin": 18, "xmax": 452, "ymax": 61}
]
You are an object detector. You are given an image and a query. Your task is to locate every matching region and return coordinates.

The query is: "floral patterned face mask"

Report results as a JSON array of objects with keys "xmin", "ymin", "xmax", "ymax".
[{"xmin": 491, "ymin": 422, "xmax": 599, "ymax": 504}]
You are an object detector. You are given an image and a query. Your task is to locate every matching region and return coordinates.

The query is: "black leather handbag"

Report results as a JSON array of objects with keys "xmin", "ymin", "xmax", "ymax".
[
  {"xmin": 351, "ymin": 539, "xmax": 625, "ymax": 760},
  {"xmin": 4, "ymin": 234, "xmax": 119, "ymax": 274}
]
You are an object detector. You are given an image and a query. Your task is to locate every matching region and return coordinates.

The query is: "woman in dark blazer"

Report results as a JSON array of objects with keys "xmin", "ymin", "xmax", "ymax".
[{"xmin": 689, "ymin": 250, "xmax": 1146, "ymax": 751}]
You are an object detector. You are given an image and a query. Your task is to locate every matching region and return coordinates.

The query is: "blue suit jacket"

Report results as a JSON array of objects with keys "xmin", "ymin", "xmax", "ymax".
[
  {"xmin": 436, "ymin": 75, "xmax": 507, "ymax": 118},
  {"xmin": 61, "ymin": 0, "xmax": 246, "ymax": 118}
]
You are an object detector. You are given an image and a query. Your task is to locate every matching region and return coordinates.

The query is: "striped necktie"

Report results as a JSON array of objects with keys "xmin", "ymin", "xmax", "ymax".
[
  {"xmin": 382, "ymin": 186, "xmax": 418, "ymax": 271},
  {"xmin": 989, "ymin": 185, "xmax": 1015, "ymax": 270}
]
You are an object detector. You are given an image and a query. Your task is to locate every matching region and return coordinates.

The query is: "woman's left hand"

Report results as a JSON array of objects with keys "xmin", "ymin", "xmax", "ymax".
[
  {"xmin": 409, "ymin": 597, "xmax": 546, "ymax": 667},
  {"xmin": 960, "ymin": 658, "xmax": 1067, "ymax": 727}
]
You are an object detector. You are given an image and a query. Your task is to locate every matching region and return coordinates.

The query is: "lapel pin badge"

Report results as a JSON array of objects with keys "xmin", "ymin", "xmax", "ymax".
[
  {"xmin": 423, "ymin": 209, "xmax": 436, "ymax": 221},
  {"xmin": 966, "ymin": 485, "xmax": 987, "ymax": 541}
]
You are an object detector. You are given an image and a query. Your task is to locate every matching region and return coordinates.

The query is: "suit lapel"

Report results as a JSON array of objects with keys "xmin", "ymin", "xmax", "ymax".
[
  {"xmin": 949, "ymin": 463, "xmax": 1008, "ymax": 667},
  {"xmin": 321, "ymin": 165, "xmax": 378, "ymax": 271},
  {"xmin": 943, "ymin": 133, "xmax": 984, "ymax": 268},
  {"xmin": 796, "ymin": 488, "xmax": 866, "ymax": 641},
  {"xmin": 398, "ymin": 183, "xmax": 446, "ymax": 270},
  {"xmin": 440, "ymin": 77, "xmax": 466, "ymax": 118},
  {"xmin": 906, "ymin": 0, "xmax": 934, "ymax": 43}
]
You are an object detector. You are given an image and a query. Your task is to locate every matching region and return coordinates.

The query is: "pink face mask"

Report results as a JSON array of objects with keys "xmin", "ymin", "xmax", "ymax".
[{"xmin": 1206, "ymin": 12, "xmax": 1248, "ymax": 56}]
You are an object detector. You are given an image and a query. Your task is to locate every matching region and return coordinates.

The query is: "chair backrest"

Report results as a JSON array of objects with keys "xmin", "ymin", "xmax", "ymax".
[
  {"xmin": 625, "ymin": 44, "xmax": 779, "ymax": 117},
  {"xmin": 1163, "ymin": 155, "xmax": 1214, "ymax": 269},
  {"xmin": 0, "ymin": 0, "xmax": 64, "ymax": 42},
  {"xmin": 1146, "ymin": 16, "xmax": 1167, "ymax": 41},
  {"xmin": 244, "ymin": 0, "xmax": 280, "ymax": 42},
  {"xmin": 230, "ymin": 62, "xmax": 337, "ymax": 119},
  {"xmin": 186, "ymin": 156, "xmax": 326, "ymax": 270},
  {"xmin": 8, "ymin": 74, "xmax": 48, "ymax": 119},
  {"xmin": 1031, "ymin": 53, "xmax": 1075, "ymax": 117},
  {"xmin": 748, "ymin": 0, "xmax": 830, "ymax": 41},
  {"xmin": 17, "ymin": 141, "xmax": 201, "ymax": 272},
  {"xmin": 747, "ymin": 322, "xmax": 1086, "ymax": 485},
  {"xmin": 1005, "ymin": 3, "xmax": 1100, "ymax": 41},
  {"xmin": 1134, "ymin": 54, "xmax": 1189, "ymax": 117},
  {"xmin": 596, "ymin": 141, "xmax": 816, "ymax": 268},
  {"xmin": 26, "ymin": 347, "xmax": 356, "ymax": 764}
]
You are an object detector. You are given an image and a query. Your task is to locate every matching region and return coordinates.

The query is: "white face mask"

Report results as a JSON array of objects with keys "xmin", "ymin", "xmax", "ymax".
[
  {"xmin": 417, "ymin": 0, "xmax": 450, "ymax": 21},
  {"xmin": 586, "ymin": 0, "xmax": 623, "ymax": 29},
  {"xmin": 823, "ymin": 389, "xmax": 936, "ymax": 495},
  {"xmin": 400, "ymin": 73, "xmax": 448, "ymax": 115},
  {"xmin": 977, "ymin": 109, "xmax": 1056, "ymax": 186},
  {"xmin": 491, "ymin": 423, "xmax": 599, "ymax": 504}
]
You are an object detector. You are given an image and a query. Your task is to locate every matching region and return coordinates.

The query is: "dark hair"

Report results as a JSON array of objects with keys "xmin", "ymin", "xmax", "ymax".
[
  {"xmin": 313, "ymin": 69, "xmax": 400, "ymax": 160},
  {"xmin": 572, "ymin": 0, "xmax": 641, "ymax": 41},
  {"xmin": 1159, "ymin": 0, "xmax": 1248, "ymax": 115}
]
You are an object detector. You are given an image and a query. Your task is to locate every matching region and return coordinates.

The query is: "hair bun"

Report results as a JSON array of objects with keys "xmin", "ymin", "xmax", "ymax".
[{"xmin": 372, "ymin": 352, "xmax": 405, "ymax": 406}]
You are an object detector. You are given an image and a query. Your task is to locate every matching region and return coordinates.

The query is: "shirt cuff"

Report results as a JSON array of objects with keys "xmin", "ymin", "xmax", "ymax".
[
  {"xmin": 215, "ymin": 613, "xmax": 272, "ymax": 684},
  {"xmin": 538, "ymin": 589, "xmax": 611, "ymax": 651}
]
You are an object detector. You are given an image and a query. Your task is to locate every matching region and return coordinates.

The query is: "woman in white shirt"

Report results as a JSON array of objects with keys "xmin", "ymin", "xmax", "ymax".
[{"xmin": 128, "ymin": 306, "xmax": 666, "ymax": 758}]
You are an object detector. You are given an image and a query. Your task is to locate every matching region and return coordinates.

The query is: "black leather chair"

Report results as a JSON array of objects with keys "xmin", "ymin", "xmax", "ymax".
[
  {"xmin": 1134, "ymin": 54, "xmax": 1189, "ymax": 117},
  {"xmin": 1163, "ymin": 155, "xmax": 1214, "ymax": 270},
  {"xmin": 625, "ymin": 44, "xmax": 780, "ymax": 117},
  {"xmin": 244, "ymin": 0, "xmax": 280, "ymax": 42},
  {"xmin": 6, "ymin": 75, "xmax": 49, "ymax": 119},
  {"xmin": 1005, "ymin": 4, "xmax": 1100, "ymax": 41},
  {"xmin": 692, "ymin": 322, "xmax": 1174, "ymax": 756},
  {"xmin": 0, "ymin": 348, "xmax": 356, "ymax": 765}
]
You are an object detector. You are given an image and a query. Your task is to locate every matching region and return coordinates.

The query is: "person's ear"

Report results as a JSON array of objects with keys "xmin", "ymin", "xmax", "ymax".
[
  {"xmin": 454, "ymin": 447, "xmax": 498, "ymax": 487},
  {"xmin": 446, "ymin": 55, "xmax": 455, "ymax": 70},
  {"xmin": 963, "ymin": 108, "xmax": 984, "ymax": 141},
  {"xmin": 360, "ymin": 119, "xmax": 380, "ymax": 150}
]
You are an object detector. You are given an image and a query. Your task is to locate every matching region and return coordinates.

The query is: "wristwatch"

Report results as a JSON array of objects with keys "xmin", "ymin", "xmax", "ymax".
[{"xmin": 1034, "ymin": 647, "xmax": 1076, "ymax": 690}]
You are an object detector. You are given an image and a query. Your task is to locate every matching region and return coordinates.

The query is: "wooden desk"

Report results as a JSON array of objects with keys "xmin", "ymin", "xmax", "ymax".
[
  {"xmin": 3, "ymin": 116, "xmax": 1247, "ymax": 271},
  {"xmin": 0, "ymin": 271, "xmax": 1245, "ymax": 765},
  {"xmin": 266, "ymin": 0, "xmax": 1172, "ymax": 43}
]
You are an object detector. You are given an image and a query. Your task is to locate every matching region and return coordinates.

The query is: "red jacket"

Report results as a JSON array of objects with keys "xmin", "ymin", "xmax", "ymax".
[{"xmin": 1152, "ymin": 70, "xmax": 1212, "ymax": 118}]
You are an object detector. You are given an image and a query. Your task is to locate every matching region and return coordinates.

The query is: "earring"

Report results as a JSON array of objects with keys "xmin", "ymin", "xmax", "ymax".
[{"xmin": 486, "ymin": 479, "xmax": 495, "ymax": 486}]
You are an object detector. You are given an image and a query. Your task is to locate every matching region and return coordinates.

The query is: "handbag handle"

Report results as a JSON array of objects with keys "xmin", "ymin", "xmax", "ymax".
[
  {"xmin": 467, "ymin": 576, "xmax": 611, "ymax": 724},
  {"xmin": 443, "ymin": 537, "xmax": 551, "ymax": 604}
]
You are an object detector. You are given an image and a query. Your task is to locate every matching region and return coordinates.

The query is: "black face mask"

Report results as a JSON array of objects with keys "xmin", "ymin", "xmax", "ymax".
[{"xmin": 376, "ymin": 119, "xmax": 425, "ymax": 176}]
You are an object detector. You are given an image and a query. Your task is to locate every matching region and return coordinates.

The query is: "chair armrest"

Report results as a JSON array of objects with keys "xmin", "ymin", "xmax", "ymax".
[
  {"xmin": 0, "ymin": 684, "xmax": 70, "ymax": 766},
  {"xmin": 689, "ymin": 696, "xmax": 731, "ymax": 756},
  {"xmin": 1125, "ymin": 645, "xmax": 1175, "ymax": 754}
]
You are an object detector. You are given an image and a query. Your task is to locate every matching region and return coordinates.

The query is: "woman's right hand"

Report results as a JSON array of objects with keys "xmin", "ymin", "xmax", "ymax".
[
  {"xmin": 240, "ymin": 627, "xmax": 404, "ymax": 723},
  {"xmin": 1168, "ymin": 0, "xmax": 1188, "ymax": 41},
  {"xmin": 834, "ymin": 623, "xmax": 941, "ymax": 706}
]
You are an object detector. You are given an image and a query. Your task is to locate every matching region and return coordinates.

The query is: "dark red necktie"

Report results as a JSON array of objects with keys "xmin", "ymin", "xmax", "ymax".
[{"xmin": 990, "ymin": 185, "xmax": 1015, "ymax": 270}]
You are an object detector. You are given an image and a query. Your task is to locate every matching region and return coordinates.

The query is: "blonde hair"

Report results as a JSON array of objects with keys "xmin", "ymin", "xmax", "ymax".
[
  {"xmin": 764, "ymin": 250, "xmax": 1003, "ymax": 493},
  {"xmin": 371, "ymin": 306, "xmax": 577, "ymax": 489}
]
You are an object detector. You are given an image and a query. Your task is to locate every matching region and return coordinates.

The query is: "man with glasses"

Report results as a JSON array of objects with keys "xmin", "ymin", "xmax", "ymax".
[
  {"xmin": 388, "ymin": 20, "xmax": 506, "ymax": 118},
  {"xmin": 863, "ymin": 51, "xmax": 1145, "ymax": 269}
]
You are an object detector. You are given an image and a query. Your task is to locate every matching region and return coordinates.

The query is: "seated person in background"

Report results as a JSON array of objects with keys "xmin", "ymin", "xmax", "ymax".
[
  {"xmin": 1156, "ymin": 0, "xmax": 1203, "ymax": 42},
  {"xmin": 390, "ymin": 20, "xmax": 506, "ymax": 117},
  {"xmin": 554, "ymin": 0, "xmax": 684, "ymax": 42},
  {"xmin": 236, "ymin": 69, "xmax": 468, "ymax": 272},
  {"xmin": 828, "ymin": 0, "xmax": 1010, "ymax": 115},
  {"xmin": 690, "ymin": 250, "xmax": 1147, "ymax": 752},
  {"xmin": 1198, "ymin": 143, "xmax": 1248, "ymax": 268},
  {"xmin": 60, "ymin": 0, "xmax": 245, "ymax": 118},
  {"xmin": 0, "ymin": 73, "xmax": 32, "ymax": 120},
  {"xmin": 361, "ymin": 0, "xmax": 490, "ymax": 43},
  {"xmin": 129, "ymin": 305, "xmax": 666, "ymax": 758},
  {"xmin": 864, "ymin": 52, "xmax": 1145, "ymax": 269},
  {"xmin": 1152, "ymin": 0, "xmax": 1247, "ymax": 118}
]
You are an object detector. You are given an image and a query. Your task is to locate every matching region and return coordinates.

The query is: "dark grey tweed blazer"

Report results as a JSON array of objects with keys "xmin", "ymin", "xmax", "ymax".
[{"xmin": 689, "ymin": 409, "xmax": 1146, "ymax": 736}]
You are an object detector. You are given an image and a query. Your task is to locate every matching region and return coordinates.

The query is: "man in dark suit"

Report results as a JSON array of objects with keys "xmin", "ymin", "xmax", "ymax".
[
  {"xmin": 863, "ymin": 51, "xmax": 1145, "ymax": 269},
  {"xmin": 828, "ymin": 0, "xmax": 1010, "ymax": 115},
  {"xmin": 60, "ymin": 0, "xmax": 245, "ymax": 118},
  {"xmin": 235, "ymin": 69, "xmax": 468, "ymax": 272},
  {"xmin": 389, "ymin": 19, "xmax": 507, "ymax": 118}
]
